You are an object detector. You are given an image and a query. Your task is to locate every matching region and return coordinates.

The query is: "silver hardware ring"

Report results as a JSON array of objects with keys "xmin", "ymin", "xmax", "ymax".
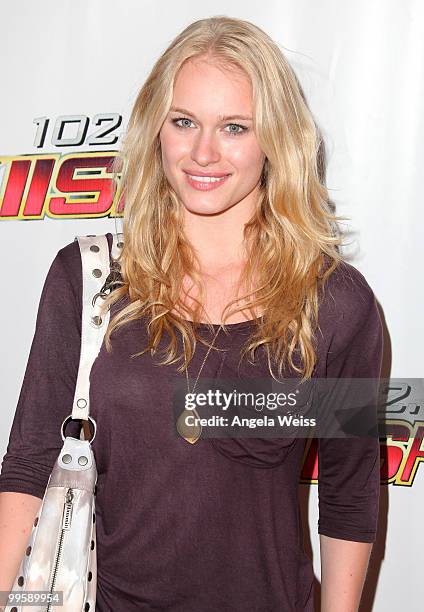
[{"xmin": 60, "ymin": 414, "xmax": 97, "ymax": 443}]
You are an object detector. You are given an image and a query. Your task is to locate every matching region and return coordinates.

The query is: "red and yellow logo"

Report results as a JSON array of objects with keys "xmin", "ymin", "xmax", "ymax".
[
  {"xmin": 300, "ymin": 423, "xmax": 424, "ymax": 487},
  {"xmin": 0, "ymin": 152, "xmax": 123, "ymax": 219}
]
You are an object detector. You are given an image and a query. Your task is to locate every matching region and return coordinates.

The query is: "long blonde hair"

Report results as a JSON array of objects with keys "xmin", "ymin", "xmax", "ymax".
[{"xmin": 100, "ymin": 15, "xmax": 346, "ymax": 381}]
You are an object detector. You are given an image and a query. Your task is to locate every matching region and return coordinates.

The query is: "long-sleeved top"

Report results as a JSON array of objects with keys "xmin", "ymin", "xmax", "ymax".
[{"xmin": 0, "ymin": 232, "xmax": 383, "ymax": 611}]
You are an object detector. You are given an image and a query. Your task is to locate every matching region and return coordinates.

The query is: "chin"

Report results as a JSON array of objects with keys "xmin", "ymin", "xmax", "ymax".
[{"xmin": 182, "ymin": 199, "xmax": 234, "ymax": 216}]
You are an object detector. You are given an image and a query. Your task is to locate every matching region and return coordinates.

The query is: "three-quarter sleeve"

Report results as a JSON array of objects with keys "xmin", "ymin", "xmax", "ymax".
[
  {"xmin": 317, "ymin": 264, "xmax": 383, "ymax": 543},
  {"xmin": 0, "ymin": 240, "xmax": 83, "ymax": 500}
]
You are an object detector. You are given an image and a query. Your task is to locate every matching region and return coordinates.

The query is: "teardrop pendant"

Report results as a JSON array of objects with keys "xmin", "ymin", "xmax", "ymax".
[
  {"xmin": 176, "ymin": 408, "xmax": 202, "ymax": 444},
  {"xmin": 179, "ymin": 325, "xmax": 222, "ymax": 444}
]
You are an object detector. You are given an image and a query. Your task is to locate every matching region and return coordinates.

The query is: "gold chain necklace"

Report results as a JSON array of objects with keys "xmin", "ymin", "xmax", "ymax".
[{"xmin": 176, "ymin": 325, "xmax": 223, "ymax": 444}]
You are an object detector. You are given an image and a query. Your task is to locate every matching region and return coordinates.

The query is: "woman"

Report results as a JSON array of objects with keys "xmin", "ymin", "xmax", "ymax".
[{"xmin": 0, "ymin": 16, "xmax": 382, "ymax": 612}]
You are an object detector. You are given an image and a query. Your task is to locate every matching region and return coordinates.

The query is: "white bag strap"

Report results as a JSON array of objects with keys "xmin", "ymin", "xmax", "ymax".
[{"xmin": 71, "ymin": 233, "xmax": 123, "ymax": 427}]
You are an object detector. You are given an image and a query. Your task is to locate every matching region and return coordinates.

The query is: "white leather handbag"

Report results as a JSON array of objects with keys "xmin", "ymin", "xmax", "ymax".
[{"xmin": 4, "ymin": 233, "xmax": 123, "ymax": 612}]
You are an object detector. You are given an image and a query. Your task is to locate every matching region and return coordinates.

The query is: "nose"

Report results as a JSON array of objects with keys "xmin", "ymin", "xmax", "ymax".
[{"xmin": 190, "ymin": 129, "xmax": 221, "ymax": 166}]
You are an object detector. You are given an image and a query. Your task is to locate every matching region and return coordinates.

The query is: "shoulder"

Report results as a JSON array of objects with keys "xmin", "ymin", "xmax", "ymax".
[
  {"xmin": 317, "ymin": 258, "xmax": 382, "ymax": 353},
  {"xmin": 56, "ymin": 231, "xmax": 114, "ymax": 272},
  {"xmin": 57, "ymin": 232, "xmax": 114, "ymax": 265},
  {"xmin": 321, "ymin": 259, "xmax": 377, "ymax": 319},
  {"xmin": 49, "ymin": 232, "xmax": 114, "ymax": 311}
]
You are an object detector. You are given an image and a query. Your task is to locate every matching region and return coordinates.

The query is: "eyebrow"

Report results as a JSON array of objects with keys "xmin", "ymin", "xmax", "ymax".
[{"xmin": 169, "ymin": 106, "xmax": 253, "ymax": 122}]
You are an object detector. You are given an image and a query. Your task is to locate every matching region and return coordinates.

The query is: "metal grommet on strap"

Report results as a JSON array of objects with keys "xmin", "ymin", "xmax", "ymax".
[
  {"xmin": 92, "ymin": 269, "xmax": 102, "ymax": 278},
  {"xmin": 91, "ymin": 315, "xmax": 103, "ymax": 327},
  {"xmin": 61, "ymin": 414, "xmax": 97, "ymax": 443}
]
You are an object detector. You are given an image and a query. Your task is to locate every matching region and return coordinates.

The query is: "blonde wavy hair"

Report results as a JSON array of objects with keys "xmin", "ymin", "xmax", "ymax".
[{"xmin": 100, "ymin": 15, "xmax": 346, "ymax": 381}]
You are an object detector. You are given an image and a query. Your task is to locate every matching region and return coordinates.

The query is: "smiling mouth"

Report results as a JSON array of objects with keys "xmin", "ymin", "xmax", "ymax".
[
  {"xmin": 184, "ymin": 172, "xmax": 231, "ymax": 191},
  {"xmin": 184, "ymin": 170, "xmax": 231, "ymax": 180},
  {"xmin": 188, "ymin": 175, "xmax": 228, "ymax": 183}
]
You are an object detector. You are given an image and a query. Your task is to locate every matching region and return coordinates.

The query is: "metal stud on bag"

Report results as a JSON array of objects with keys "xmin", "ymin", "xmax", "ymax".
[{"xmin": 4, "ymin": 233, "xmax": 123, "ymax": 612}]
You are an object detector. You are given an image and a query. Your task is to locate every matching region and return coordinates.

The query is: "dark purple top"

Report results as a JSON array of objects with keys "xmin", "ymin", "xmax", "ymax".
[{"xmin": 0, "ymin": 233, "xmax": 383, "ymax": 611}]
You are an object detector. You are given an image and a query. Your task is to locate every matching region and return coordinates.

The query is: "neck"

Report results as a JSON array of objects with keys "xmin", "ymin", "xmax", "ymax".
[{"xmin": 182, "ymin": 192, "xmax": 259, "ymax": 272}]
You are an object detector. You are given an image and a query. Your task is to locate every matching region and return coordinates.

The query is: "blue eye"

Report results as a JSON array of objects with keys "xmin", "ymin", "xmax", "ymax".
[
  {"xmin": 171, "ymin": 117, "xmax": 248, "ymax": 136},
  {"xmin": 173, "ymin": 118, "xmax": 194, "ymax": 129},
  {"xmin": 224, "ymin": 124, "xmax": 247, "ymax": 135}
]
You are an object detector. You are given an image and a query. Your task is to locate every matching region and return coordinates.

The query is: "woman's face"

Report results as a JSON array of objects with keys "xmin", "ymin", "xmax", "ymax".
[{"xmin": 159, "ymin": 57, "xmax": 266, "ymax": 217}]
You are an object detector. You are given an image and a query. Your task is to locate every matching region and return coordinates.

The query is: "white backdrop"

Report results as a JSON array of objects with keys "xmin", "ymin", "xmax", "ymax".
[{"xmin": 1, "ymin": 1, "xmax": 423, "ymax": 610}]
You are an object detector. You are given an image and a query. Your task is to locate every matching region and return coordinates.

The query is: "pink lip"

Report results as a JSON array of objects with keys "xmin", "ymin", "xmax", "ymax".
[{"xmin": 184, "ymin": 171, "xmax": 231, "ymax": 191}]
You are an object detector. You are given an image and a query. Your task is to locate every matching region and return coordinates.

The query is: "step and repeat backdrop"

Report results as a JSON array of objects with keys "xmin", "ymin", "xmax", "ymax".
[{"xmin": 1, "ymin": 1, "xmax": 422, "ymax": 610}]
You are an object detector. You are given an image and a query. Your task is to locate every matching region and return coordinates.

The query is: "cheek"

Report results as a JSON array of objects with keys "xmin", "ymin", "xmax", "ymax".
[
  {"xmin": 159, "ymin": 126, "xmax": 188, "ymax": 170},
  {"xmin": 225, "ymin": 140, "xmax": 265, "ymax": 178}
]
